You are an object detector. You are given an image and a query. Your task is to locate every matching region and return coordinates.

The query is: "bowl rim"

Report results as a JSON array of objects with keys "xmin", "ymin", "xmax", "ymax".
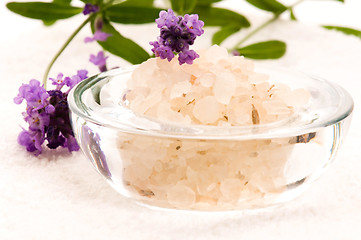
[{"xmin": 68, "ymin": 64, "xmax": 354, "ymax": 140}]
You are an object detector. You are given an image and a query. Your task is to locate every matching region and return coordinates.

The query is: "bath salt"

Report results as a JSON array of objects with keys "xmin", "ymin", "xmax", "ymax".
[
  {"xmin": 113, "ymin": 45, "xmax": 317, "ymax": 210},
  {"xmin": 124, "ymin": 45, "xmax": 310, "ymax": 126}
]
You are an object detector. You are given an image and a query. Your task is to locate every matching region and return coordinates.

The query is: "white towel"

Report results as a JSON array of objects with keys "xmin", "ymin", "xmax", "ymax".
[{"xmin": 1, "ymin": 8, "xmax": 361, "ymax": 240}]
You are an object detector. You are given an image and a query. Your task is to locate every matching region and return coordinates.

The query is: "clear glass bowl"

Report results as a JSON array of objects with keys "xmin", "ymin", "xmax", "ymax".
[{"xmin": 68, "ymin": 65, "xmax": 353, "ymax": 211}]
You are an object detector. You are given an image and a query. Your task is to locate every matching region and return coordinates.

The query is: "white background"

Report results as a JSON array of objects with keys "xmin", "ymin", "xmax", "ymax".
[{"xmin": 1, "ymin": 1, "xmax": 361, "ymax": 239}]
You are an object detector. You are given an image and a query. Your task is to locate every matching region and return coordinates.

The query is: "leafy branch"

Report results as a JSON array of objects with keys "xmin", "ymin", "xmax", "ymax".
[{"xmin": 6, "ymin": 0, "xmax": 361, "ymax": 86}]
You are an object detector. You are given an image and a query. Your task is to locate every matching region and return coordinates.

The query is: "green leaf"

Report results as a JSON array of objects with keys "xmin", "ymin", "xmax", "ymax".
[
  {"xmin": 290, "ymin": 8, "xmax": 297, "ymax": 21},
  {"xmin": 194, "ymin": 7, "xmax": 250, "ymax": 28},
  {"xmin": 42, "ymin": 20, "xmax": 56, "ymax": 26},
  {"xmin": 121, "ymin": 0, "xmax": 154, "ymax": 7},
  {"xmin": 106, "ymin": 5, "xmax": 162, "ymax": 24},
  {"xmin": 94, "ymin": 20, "xmax": 150, "ymax": 64},
  {"xmin": 171, "ymin": 0, "xmax": 197, "ymax": 14},
  {"xmin": 245, "ymin": 0, "xmax": 287, "ymax": 13},
  {"xmin": 53, "ymin": 0, "xmax": 72, "ymax": 5},
  {"xmin": 196, "ymin": 0, "xmax": 222, "ymax": 6},
  {"xmin": 212, "ymin": 26, "xmax": 240, "ymax": 45},
  {"xmin": 323, "ymin": 26, "xmax": 361, "ymax": 39},
  {"xmin": 236, "ymin": 40, "xmax": 286, "ymax": 59},
  {"xmin": 6, "ymin": 2, "xmax": 82, "ymax": 21}
]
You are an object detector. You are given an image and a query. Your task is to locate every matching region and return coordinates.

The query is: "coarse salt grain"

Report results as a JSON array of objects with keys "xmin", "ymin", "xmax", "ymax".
[{"xmin": 192, "ymin": 96, "xmax": 220, "ymax": 124}]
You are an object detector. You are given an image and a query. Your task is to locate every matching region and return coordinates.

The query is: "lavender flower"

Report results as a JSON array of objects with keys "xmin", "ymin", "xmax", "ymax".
[
  {"xmin": 14, "ymin": 79, "xmax": 51, "ymax": 111},
  {"xmin": 84, "ymin": 18, "xmax": 112, "ymax": 44},
  {"xmin": 84, "ymin": 30, "xmax": 112, "ymax": 43},
  {"xmin": 90, "ymin": 51, "xmax": 108, "ymax": 72},
  {"xmin": 18, "ymin": 129, "xmax": 44, "ymax": 156},
  {"xmin": 178, "ymin": 49, "xmax": 199, "ymax": 65},
  {"xmin": 150, "ymin": 9, "xmax": 204, "ymax": 65},
  {"xmin": 46, "ymin": 89, "xmax": 79, "ymax": 152},
  {"xmin": 49, "ymin": 73, "xmax": 65, "ymax": 88},
  {"xmin": 64, "ymin": 70, "xmax": 88, "ymax": 89},
  {"xmin": 82, "ymin": 3, "xmax": 99, "ymax": 15},
  {"xmin": 15, "ymin": 70, "xmax": 88, "ymax": 156}
]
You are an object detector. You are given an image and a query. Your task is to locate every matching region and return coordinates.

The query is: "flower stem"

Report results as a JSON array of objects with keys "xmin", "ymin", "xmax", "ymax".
[
  {"xmin": 42, "ymin": 15, "xmax": 93, "ymax": 88},
  {"xmin": 233, "ymin": 0, "xmax": 305, "ymax": 49}
]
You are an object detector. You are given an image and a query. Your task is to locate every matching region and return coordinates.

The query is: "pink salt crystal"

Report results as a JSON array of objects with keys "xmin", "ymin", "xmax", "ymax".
[
  {"xmin": 129, "ymin": 95, "xmax": 149, "ymax": 114},
  {"xmin": 144, "ymin": 90, "xmax": 162, "ymax": 109},
  {"xmin": 248, "ymin": 72, "xmax": 269, "ymax": 84},
  {"xmin": 154, "ymin": 161, "xmax": 163, "ymax": 172},
  {"xmin": 169, "ymin": 81, "xmax": 192, "ymax": 99},
  {"xmin": 273, "ymin": 83, "xmax": 291, "ymax": 100},
  {"xmin": 213, "ymin": 71, "xmax": 236, "ymax": 104},
  {"xmin": 199, "ymin": 73, "xmax": 215, "ymax": 88},
  {"xmin": 230, "ymin": 57, "xmax": 254, "ymax": 73},
  {"xmin": 167, "ymin": 182, "xmax": 196, "ymax": 208},
  {"xmin": 192, "ymin": 96, "xmax": 220, "ymax": 124},
  {"xmin": 186, "ymin": 167, "xmax": 197, "ymax": 182},
  {"xmin": 220, "ymin": 178, "xmax": 243, "ymax": 200},
  {"xmin": 262, "ymin": 99, "xmax": 291, "ymax": 115},
  {"xmin": 181, "ymin": 63, "xmax": 204, "ymax": 77},
  {"xmin": 203, "ymin": 45, "xmax": 229, "ymax": 65},
  {"xmin": 130, "ymin": 59, "xmax": 157, "ymax": 88},
  {"xmin": 229, "ymin": 102, "xmax": 252, "ymax": 125},
  {"xmin": 230, "ymin": 55, "xmax": 246, "ymax": 70},
  {"xmin": 156, "ymin": 55, "xmax": 179, "ymax": 72},
  {"xmin": 157, "ymin": 101, "xmax": 190, "ymax": 123}
]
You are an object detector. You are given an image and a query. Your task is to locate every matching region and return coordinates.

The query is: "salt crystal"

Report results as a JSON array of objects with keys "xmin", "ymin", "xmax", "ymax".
[
  {"xmin": 130, "ymin": 58, "xmax": 157, "ymax": 88},
  {"xmin": 220, "ymin": 178, "xmax": 243, "ymax": 201},
  {"xmin": 248, "ymin": 72, "xmax": 269, "ymax": 84},
  {"xmin": 203, "ymin": 45, "xmax": 229, "ymax": 65},
  {"xmin": 169, "ymin": 81, "xmax": 192, "ymax": 99},
  {"xmin": 229, "ymin": 101, "xmax": 252, "ymax": 125},
  {"xmin": 199, "ymin": 73, "xmax": 216, "ymax": 88},
  {"xmin": 192, "ymin": 96, "xmax": 220, "ymax": 124},
  {"xmin": 213, "ymin": 71, "xmax": 236, "ymax": 105},
  {"xmin": 167, "ymin": 182, "xmax": 196, "ymax": 208},
  {"xmin": 262, "ymin": 99, "xmax": 291, "ymax": 115}
]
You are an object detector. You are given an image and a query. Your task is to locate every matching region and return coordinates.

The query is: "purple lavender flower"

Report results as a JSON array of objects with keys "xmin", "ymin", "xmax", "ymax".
[
  {"xmin": 150, "ymin": 42, "xmax": 174, "ymax": 61},
  {"xmin": 63, "ymin": 69, "xmax": 88, "ymax": 89},
  {"xmin": 150, "ymin": 9, "xmax": 204, "ymax": 65},
  {"xmin": 76, "ymin": 69, "xmax": 88, "ymax": 80},
  {"xmin": 155, "ymin": 9, "xmax": 178, "ymax": 28},
  {"xmin": 64, "ymin": 135, "xmax": 80, "ymax": 152},
  {"xmin": 232, "ymin": 50, "xmax": 241, "ymax": 56},
  {"xmin": 18, "ymin": 129, "xmax": 44, "ymax": 156},
  {"xmin": 49, "ymin": 73, "xmax": 65, "ymax": 88},
  {"xmin": 178, "ymin": 49, "xmax": 199, "ymax": 65},
  {"xmin": 15, "ymin": 70, "xmax": 87, "ymax": 156},
  {"xmin": 90, "ymin": 51, "xmax": 108, "ymax": 72},
  {"xmin": 183, "ymin": 14, "xmax": 204, "ymax": 36},
  {"xmin": 46, "ymin": 88, "xmax": 80, "ymax": 151},
  {"xmin": 14, "ymin": 79, "xmax": 52, "ymax": 113},
  {"xmin": 83, "ymin": 3, "xmax": 99, "ymax": 15},
  {"xmin": 84, "ymin": 30, "xmax": 112, "ymax": 43},
  {"xmin": 24, "ymin": 109, "xmax": 50, "ymax": 132}
]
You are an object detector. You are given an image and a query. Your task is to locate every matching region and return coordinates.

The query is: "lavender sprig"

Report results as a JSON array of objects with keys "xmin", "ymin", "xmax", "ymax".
[
  {"xmin": 150, "ymin": 9, "xmax": 204, "ymax": 65},
  {"xmin": 14, "ymin": 70, "xmax": 88, "ymax": 155}
]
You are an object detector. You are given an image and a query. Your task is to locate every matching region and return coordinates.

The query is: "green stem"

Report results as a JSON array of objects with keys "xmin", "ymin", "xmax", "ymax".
[
  {"xmin": 233, "ymin": 0, "xmax": 305, "ymax": 49},
  {"xmin": 42, "ymin": 15, "xmax": 93, "ymax": 88}
]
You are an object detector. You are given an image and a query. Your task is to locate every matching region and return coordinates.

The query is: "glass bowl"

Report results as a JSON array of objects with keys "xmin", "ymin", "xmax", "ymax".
[{"xmin": 68, "ymin": 65, "xmax": 353, "ymax": 211}]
